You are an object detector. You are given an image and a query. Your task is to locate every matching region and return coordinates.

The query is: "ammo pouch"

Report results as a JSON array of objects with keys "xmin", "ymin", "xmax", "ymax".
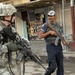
[
  {"xmin": 45, "ymin": 35, "xmax": 61, "ymax": 45},
  {"xmin": 45, "ymin": 35, "xmax": 56, "ymax": 43},
  {"xmin": 7, "ymin": 42, "xmax": 18, "ymax": 51}
]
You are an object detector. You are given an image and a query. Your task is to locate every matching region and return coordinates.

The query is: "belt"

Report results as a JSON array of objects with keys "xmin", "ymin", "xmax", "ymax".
[{"xmin": 47, "ymin": 42, "xmax": 61, "ymax": 46}]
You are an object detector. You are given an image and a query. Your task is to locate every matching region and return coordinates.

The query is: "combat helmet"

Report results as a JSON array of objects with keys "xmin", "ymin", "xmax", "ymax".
[{"xmin": 0, "ymin": 3, "xmax": 17, "ymax": 16}]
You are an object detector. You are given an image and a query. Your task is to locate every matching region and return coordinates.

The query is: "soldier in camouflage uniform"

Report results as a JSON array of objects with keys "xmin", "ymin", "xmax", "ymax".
[
  {"xmin": 39, "ymin": 10, "xmax": 64, "ymax": 75},
  {"xmin": 0, "ymin": 3, "xmax": 18, "ymax": 67}
]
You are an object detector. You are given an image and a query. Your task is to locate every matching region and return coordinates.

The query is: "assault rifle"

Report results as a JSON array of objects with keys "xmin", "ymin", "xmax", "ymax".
[
  {"xmin": 47, "ymin": 22, "xmax": 75, "ymax": 51},
  {"xmin": 2, "ymin": 27, "xmax": 47, "ymax": 75}
]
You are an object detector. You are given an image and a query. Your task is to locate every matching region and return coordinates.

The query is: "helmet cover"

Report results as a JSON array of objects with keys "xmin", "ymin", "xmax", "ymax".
[{"xmin": 0, "ymin": 3, "xmax": 17, "ymax": 16}]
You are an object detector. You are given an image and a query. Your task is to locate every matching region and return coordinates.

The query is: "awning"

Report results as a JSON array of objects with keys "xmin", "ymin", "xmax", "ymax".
[
  {"xmin": 16, "ymin": 0, "xmax": 70, "ymax": 11},
  {"xmin": 0, "ymin": 0, "xmax": 70, "ymax": 11}
]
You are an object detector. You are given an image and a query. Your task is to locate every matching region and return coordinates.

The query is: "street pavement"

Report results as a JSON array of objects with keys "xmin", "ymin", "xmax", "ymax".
[{"xmin": 0, "ymin": 40, "xmax": 75, "ymax": 75}]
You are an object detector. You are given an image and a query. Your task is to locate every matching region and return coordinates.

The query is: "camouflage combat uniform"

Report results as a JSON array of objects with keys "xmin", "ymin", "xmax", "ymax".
[{"xmin": 0, "ymin": 22, "xmax": 18, "ymax": 67}]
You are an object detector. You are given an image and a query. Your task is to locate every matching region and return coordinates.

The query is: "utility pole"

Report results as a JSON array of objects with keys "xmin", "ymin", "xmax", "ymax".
[
  {"xmin": 62, "ymin": 0, "xmax": 66, "ymax": 38},
  {"xmin": 69, "ymin": 0, "xmax": 75, "ymax": 51},
  {"xmin": 70, "ymin": 0, "xmax": 75, "ymax": 41}
]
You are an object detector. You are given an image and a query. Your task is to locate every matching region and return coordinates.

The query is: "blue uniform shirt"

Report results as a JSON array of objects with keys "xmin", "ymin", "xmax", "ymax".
[{"xmin": 41, "ymin": 22, "xmax": 63, "ymax": 44}]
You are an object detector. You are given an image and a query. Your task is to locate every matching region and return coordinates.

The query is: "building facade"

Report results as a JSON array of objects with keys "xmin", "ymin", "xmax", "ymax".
[{"xmin": 0, "ymin": 0, "xmax": 74, "ymax": 40}]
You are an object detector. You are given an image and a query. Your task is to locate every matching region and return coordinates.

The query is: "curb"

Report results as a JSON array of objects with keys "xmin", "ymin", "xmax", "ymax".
[{"xmin": 63, "ymin": 50, "xmax": 75, "ymax": 58}]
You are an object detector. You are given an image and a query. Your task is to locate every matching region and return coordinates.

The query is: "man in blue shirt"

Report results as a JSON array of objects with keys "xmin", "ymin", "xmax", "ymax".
[{"xmin": 39, "ymin": 10, "xmax": 64, "ymax": 75}]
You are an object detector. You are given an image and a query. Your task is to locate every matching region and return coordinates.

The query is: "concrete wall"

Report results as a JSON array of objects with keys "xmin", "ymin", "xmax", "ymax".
[
  {"xmin": 55, "ymin": 4, "xmax": 72, "ymax": 36},
  {"xmin": 16, "ymin": 11, "xmax": 22, "ymax": 37}
]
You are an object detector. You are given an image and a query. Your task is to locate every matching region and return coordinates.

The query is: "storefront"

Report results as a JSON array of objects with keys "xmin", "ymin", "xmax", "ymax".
[{"xmin": 27, "ymin": 7, "xmax": 48, "ymax": 40}]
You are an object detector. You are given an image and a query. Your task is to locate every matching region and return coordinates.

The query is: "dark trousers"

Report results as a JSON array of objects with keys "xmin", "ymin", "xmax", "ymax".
[{"xmin": 45, "ymin": 44, "xmax": 64, "ymax": 75}]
